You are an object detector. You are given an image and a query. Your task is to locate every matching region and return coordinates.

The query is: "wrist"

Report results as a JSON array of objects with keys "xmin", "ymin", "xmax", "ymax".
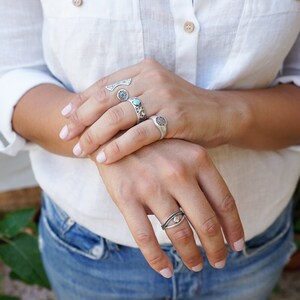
[{"xmin": 214, "ymin": 90, "xmax": 252, "ymax": 147}]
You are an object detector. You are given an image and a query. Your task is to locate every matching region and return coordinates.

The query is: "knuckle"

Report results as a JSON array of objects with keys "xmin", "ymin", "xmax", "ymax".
[
  {"xmin": 70, "ymin": 110, "xmax": 83, "ymax": 126},
  {"xmin": 172, "ymin": 227, "xmax": 193, "ymax": 244},
  {"xmin": 108, "ymin": 141, "xmax": 121, "ymax": 157},
  {"xmin": 141, "ymin": 58, "xmax": 158, "ymax": 68},
  {"xmin": 140, "ymin": 177, "xmax": 159, "ymax": 196},
  {"xmin": 208, "ymin": 247, "xmax": 227, "ymax": 262},
  {"xmin": 116, "ymin": 182, "xmax": 134, "ymax": 205},
  {"xmin": 201, "ymin": 216, "xmax": 220, "ymax": 237},
  {"xmin": 165, "ymin": 161, "xmax": 187, "ymax": 183},
  {"xmin": 97, "ymin": 76, "xmax": 109, "ymax": 88},
  {"xmin": 135, "ymin": 231, "xmax": 154, "ymax": 247},
  {"xmin": 83, "ymin": 130, "xmax": 96, "ymax": 147},
  {"xmin": 220, "ymin": 194, "xmax": 236, "ymax": 214},
  {"xmin": 132, "ymin": 125, "xmax": 149, "ymax": 143},
  {"xmin": 147, "ymin": 253, "xmax": 166, "ymax": 269},
  {"xmin": 95, "ymin": 88, "xmax": 109, "ymax": 104},
  {"xmin": 107, "ymin": 106, "xmax": 125, "ymax": 126}
]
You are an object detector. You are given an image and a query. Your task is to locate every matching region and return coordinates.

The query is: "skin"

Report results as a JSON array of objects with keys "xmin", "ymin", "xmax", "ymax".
[{"xmin": 13, "ymin": 59, "xmax": 300, "ymax": 278}]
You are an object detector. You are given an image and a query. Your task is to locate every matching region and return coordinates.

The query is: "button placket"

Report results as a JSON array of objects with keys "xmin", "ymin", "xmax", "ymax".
[{"xmin": 72, "ymin": 0, "xmax": 83, "ymax": 7}]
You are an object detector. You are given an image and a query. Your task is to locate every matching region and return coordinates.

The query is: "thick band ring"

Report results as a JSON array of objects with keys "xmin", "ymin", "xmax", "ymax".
[
  {"xmin": 150, "ymin": 115, "xmax": 168, "ymax": 140},
  {"xmin": 128, "ymin": 97, "xmax": 147, "ymax": 124},
  {"xmin": 105, "ymin": 78, "xmax": 132, "ymax": 92},
  {"xmin": 161, "ymin": 209, "xmax": 186, "ymax": 230},
  {"xmin": 116, "ymin": 88, "xmax": 130, "ymax": 102}
]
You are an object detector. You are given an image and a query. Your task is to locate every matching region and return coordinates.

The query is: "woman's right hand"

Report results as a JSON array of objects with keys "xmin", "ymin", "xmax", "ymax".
[{"xmin": 93, "ymin": 139, "xmax": 244, "ymax": 278}]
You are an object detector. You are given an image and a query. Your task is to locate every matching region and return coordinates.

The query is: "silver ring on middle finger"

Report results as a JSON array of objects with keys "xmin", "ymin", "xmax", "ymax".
[
  {"xmin": 161, "ymin": 208, "xmax": 186, "ymax": 230},
  {"xmin": 128, "ymin": 97, "xmax": 147, "ymax": 124},
  {"xmin": 116, "ymin": 88, "xmax": 130, "ymax": 102}
]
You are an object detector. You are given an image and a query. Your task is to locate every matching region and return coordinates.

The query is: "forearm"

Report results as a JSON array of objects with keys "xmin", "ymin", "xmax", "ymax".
[
  {"xmin": 12, "ymin": 84, "xmax": 77, "ymax": 156},
  {"xmin": 218, "ymin": 84, "xmax": 300, "ymax": 150}
]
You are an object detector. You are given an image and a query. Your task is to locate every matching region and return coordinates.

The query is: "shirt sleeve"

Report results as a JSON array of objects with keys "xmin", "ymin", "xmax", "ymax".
[
  {"xmin": 272, "ymin": 31, "xmax": 300, "ymax": 152},
  {"xmin": 272, "ymin": 32, "xmax": 300, "ymax": 87},
  {"xmin": 0, "ymin": 0, "xmax": 64, "ymax": 156}
]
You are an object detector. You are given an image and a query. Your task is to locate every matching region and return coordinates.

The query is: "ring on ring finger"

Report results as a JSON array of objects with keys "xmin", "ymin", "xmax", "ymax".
[
  {"xmin": 161, "ymin": 209, "xmax": 186, "ymax": 230},
  {"xmin": 150, "ymin": 115, "xmax": 168, "ymax": 140}
]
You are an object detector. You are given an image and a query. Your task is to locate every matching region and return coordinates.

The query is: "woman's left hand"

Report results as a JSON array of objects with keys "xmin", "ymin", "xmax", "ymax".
[{"xmin": 59, "ymin": 59, "xmax": 239, "ymax": 163}]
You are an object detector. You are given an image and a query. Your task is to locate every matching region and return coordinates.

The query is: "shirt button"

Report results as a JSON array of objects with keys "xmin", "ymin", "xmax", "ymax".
[
  {"xmin": 72, "ymin": 0, "xmax": 83, "ymax": 7},
  {"xmin": 184, "ymin": 21, "xmax": 195, "ymax": 33}
]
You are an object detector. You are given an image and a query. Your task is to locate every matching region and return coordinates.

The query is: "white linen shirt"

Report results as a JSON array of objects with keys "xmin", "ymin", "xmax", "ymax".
[{"xmin": 1, "ymin": 0, "xmax": 300, "ymax": 247}]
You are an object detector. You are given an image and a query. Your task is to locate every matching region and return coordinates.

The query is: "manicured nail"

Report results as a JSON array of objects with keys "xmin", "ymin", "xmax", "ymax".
[
  {"xmin": 191, "ymin": 264, "xmax": 203, "ymax": 272},
  {"xmin": 61, "ymin": 103, "xmax": 72, "ymax": 116},
  {"xmin": 233, "ymin": 238, "xmax": 245, "ymax": 252},
  {"xmin": 59, "ymin": 125, "xmax": 69, "ymax": 140},
  {"xmin": 215, "ymin": 260, "xmax": 226, "ymax": 269},
  {"xmin": 96, "ymin": 151, "xmax": 107, "ymax": 163},
  {"xmin": 159, "ymin": 268, "xmax": 173, "ymax": 278},
  {"xmin": 73, "ymin": 143, "xmax": 82, "ymax": 156}
]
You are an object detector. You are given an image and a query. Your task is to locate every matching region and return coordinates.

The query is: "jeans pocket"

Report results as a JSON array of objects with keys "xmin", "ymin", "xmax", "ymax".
[
  {"xmin": 41, "ymin": 194, "xmax": 109, "ymax": 260},
  {"xmin": 243, "ymin": 203, "xmax": 293, "ymax": 258}
]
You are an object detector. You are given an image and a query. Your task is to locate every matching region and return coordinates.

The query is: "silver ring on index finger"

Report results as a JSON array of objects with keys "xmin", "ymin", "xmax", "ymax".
[{"xmin": 105, "ymin": 78, "xmax": 132, "ymax": 92}]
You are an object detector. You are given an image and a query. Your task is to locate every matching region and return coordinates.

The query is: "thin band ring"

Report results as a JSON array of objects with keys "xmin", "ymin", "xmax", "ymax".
[
  {"xmin": 161, "ymin": 209, "xmax": 186, "ymax": 230},
  {"xmin": 105, "ymin": 78, "xmax": 132, "ymax": 92},
  {"xmin": 128, "ymin": 97, "xmax": 147, "ymax": 124},
  {"xmin": 150, "ymin": 115, "xmax": 168, "ymax": 140}
]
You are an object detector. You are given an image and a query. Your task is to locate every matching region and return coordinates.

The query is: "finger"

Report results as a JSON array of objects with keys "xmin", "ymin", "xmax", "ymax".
[
  {"xmin": 96, "ymin": 119, "xmax": 163, "ymax": 164},
  {"xmin": 71, "ymin": 100, "xmax": 138, "ymax": 157},
  {"xmin": 151, "ymin": 200, "xmax": 204, "ymax": 272},
  {"xmin": 171, "ymin": 179, "xmax": 227, "ymax": 269},
  {"xmin": 59, "ymin": 65, "xmax": 143, "ymax": 141},
  {"xmin": 119, "ymin": 201, "xmax": 174, "ymax": 278},
  {"xmin": 196, "ymin": 153, "xmax": 245, "ymax": 252}
]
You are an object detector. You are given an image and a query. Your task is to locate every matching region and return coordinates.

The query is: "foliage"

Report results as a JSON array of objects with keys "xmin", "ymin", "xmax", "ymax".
[{"xmin": 0, "ymin": 208, "xmax": 50, "ymax": 291}]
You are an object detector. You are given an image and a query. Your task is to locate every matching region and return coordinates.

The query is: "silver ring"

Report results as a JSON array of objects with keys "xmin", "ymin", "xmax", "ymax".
[
  {"xmin": 128, "ymin": 97, "xmax": 147, "ymax": 124},
  {"xmin": 105, "ymin": 78, "xmax": 132, "ymax": 92},
  {"xmin": 150, "ymin": 116, "xmax": 167, "ymax": 140},
  {"xmin": 161, "ymin": 209, "xmax": 186, "ymax": 230},
  {"xmin": 116, "ymin": 88, "xmax": 130, "ymax": 102}
]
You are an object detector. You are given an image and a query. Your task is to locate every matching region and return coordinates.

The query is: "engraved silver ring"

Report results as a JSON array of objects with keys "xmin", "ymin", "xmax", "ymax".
[
  {"xmin": 161, "ymin": 209, "xmax": 186, "ymax": 230},
  {"xmin": 128, "ymin": 97, "xmax": 147, "ymax": 124},
  {"xmin": 150, "ymin": 115, "xmax": 168, "ymax": 140},
  {"xmin": 105, "ymin": 78, "xmax": 132, "ymax": 92}
]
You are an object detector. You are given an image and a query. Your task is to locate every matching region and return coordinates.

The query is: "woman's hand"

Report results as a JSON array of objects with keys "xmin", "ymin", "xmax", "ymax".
[
  {"xmin": 93, "ymin": 139, "xmax": 244, "ymax": 278},
  {"xmin": 59, "ymin": 59, "xmax": 244, "ymax": 163}
]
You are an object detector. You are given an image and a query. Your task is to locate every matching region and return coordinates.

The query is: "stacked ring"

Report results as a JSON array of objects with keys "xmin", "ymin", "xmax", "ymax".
[
  {"xmin": 161, "ymin": 209, "xmax": 186, "ymax": 230},
  {"xmin": 150, "ymin": 115, "xmax": 168, "ymax": 140},
  {"xmin": 128, "ymin": 97, "xmax": 147, "ymax": 124}
]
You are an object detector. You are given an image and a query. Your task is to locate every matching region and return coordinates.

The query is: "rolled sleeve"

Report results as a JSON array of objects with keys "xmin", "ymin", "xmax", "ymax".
[
  {"xmin": 272, "ymin": 31, "xmax": 300, "ymax": 152},
  {"xmin": 0, "ymin": 0, "xmax": 64, "ymax": 156},
  {"xmin": 0, "ymin": 68, "xmax": 63, "ymax": 156},
  {"xmin": 273, "ymin": 32, "xmax": 300, "ymax": 87}
]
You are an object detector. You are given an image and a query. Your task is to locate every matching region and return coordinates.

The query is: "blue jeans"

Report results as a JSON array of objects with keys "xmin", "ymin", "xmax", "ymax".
[{"xmin": 39, "ymin": 194, "xmax": 295, "ymax": 300}]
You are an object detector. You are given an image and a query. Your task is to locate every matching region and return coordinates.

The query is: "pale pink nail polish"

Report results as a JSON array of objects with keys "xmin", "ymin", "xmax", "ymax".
[
  {"xmin": 96, "ymin": 151, "xmax": 106, "ymax": 163},
  {"xmin": 159, "ymin": 268, "xmax": 173, "ymax": 278},
  {"xmin": 191, "ymin": 264, "xmax": 203, "ymax": 272},
  {"xmin": 233, "ymin": 238, "xmax": 245, "ymax": 252},
  {"xmin": 61, "ymin": 103, "xmax": 72, "ymax": 116},
  {"xmin": 73, "ymin": 143, "xmax": 82, "ymax": 156},
  {"xmin": 59, "ymin": 125, "xmax": 69, "ymax": 140},
  {"xmin": 215, "ymin": 260, "xmax": 226, "ymax": 269}
]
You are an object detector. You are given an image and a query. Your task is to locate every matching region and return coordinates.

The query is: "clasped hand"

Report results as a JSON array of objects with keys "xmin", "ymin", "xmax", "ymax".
[{"xmin": 59, "ymin": 60, "xmax": 244, "ymax": 278}]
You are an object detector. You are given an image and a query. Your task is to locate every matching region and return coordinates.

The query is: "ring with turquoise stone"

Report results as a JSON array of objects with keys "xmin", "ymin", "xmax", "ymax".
[{"xmin": 128, "ymin": 97, "xmax": 147, "ymax": 123}]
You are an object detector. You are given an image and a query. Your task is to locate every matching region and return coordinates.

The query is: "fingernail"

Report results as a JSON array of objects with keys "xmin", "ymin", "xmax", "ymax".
[
  {"xmin": 233, "ymin": 238, "xmax": 245, "ymax": 252},
  {"xmin": 59, "ymin": 125, "xmax": 69, "ymax": 140},
  {"xmin": 215, "ymin": 260, "xmax": 226, "ymax": 269},
  {"xmin": 73, "ymin": 143, "xmax": 82, "ymax": 156},
  {"xmin": 159, "ymin": 268, "xmax": 173, "ymax": 279},
  {"xmin": 191, "ymin": 264, "xmax": 203, "ymax": 272},
  {"xmin": 61, "ymin": 103, "xmax": 72, "ymax": 116},
  {"xmin": 96, "ymin": 151, "xmax": 106, "ymax": 163}
]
